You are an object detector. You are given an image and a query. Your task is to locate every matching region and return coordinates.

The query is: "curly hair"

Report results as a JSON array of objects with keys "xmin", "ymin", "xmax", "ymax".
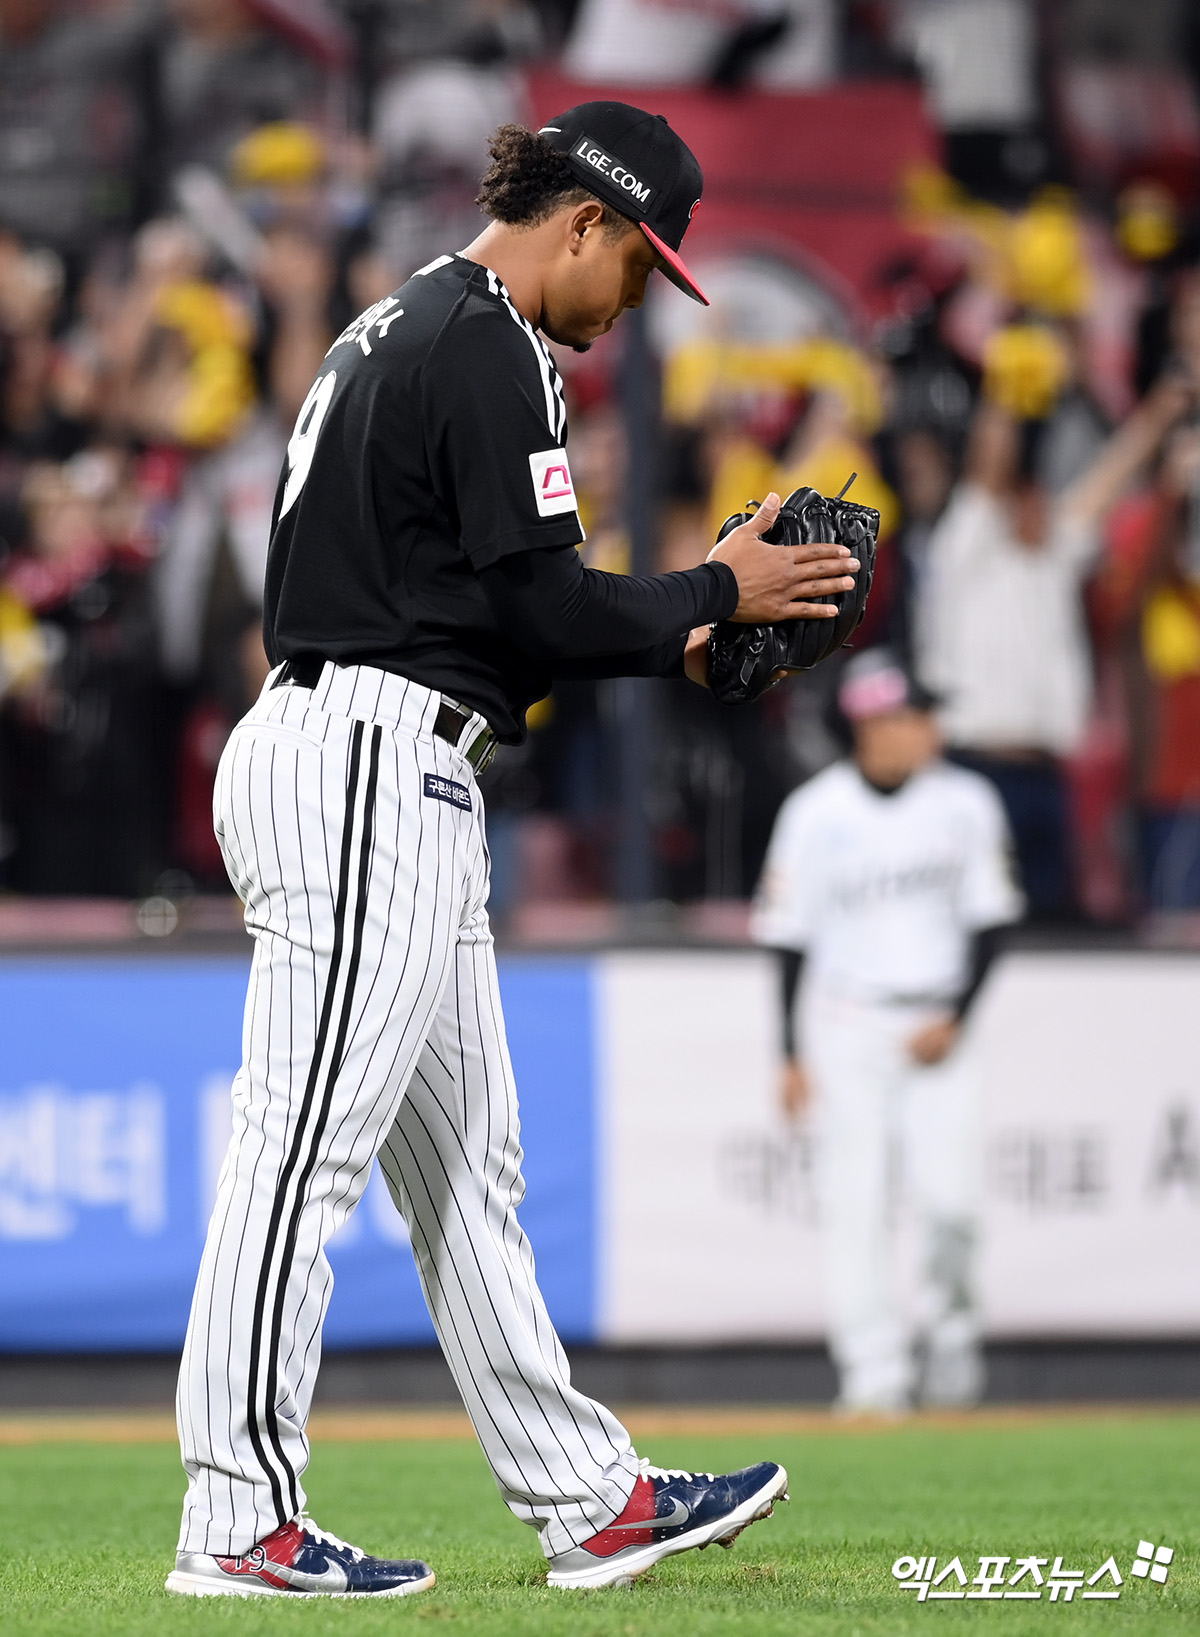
[{"xmin": 476, "ymin": 124, "xmax": 635, "ymax": 237}]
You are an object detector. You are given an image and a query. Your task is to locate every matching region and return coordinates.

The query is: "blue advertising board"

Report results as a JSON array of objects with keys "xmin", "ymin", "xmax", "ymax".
[{"xmin": 0, "ymin": 954, "xmax": 595, "ymax": 1351}]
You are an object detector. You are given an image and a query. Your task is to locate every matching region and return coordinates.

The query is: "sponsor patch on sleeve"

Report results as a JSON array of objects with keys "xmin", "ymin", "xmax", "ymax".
[
  {"xmin": 529, "ymin": 448, "xmax": 578, "ymax": 518},
  {"xmin": 424, "ymin": 772, "xmax": 472, "ymax": 811}
]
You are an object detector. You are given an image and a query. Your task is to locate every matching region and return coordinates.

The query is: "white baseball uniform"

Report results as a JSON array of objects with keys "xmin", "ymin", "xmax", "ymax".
[{"xmin": 752, "ymin": 758, "xmax": 1022, "ymax": 1409}]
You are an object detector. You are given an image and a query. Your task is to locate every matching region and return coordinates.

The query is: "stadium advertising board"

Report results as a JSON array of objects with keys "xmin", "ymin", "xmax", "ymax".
[
  {"xmin": 1, "ymin": 949, "xmax": 1197, "ymax": 1349},
  {"xmin": 0, "ymin": 956, "xmax": 593, "ymax": 1350},
  {"xmin": 599, "ymin": 950, "xmax": 1200, "ymax": 1342}
]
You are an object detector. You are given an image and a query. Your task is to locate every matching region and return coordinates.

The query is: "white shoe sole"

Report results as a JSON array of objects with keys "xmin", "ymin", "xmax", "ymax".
[
  {"xmin": 164, "ymin": 1568, "xmax": 436, "ymax": 1599},
  {"xmin": 546, "ymin": 1466, "xmax": 789, "ymax": 1590}
]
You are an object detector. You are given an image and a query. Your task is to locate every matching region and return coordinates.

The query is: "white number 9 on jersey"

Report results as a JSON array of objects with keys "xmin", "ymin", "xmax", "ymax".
[{"xmin": 279, "ymin": 370, "xmax": 337, "ymax": 519}]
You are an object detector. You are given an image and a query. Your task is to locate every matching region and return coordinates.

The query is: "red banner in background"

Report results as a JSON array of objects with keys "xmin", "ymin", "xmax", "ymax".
[{"xmin": 526, "ymin": 70, "xmax": 941, "ymax": 322}]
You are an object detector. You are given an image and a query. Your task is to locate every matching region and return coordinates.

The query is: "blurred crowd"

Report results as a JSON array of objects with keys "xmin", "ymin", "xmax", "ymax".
[{"xmin": 2, "ymin": 0, "xmax": 1200, "ymax": 928}]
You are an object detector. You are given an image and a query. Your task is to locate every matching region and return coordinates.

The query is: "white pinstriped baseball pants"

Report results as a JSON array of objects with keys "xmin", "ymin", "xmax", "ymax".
[{"xmin": 176, "ymin": 663, "xmax": 638, "ymax": 1558}]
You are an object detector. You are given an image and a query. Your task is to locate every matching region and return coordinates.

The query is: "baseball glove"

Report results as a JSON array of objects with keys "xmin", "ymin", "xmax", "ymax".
[{"xmin": 706, "ymin": 482, "xmax": 879, "ymax": 706}]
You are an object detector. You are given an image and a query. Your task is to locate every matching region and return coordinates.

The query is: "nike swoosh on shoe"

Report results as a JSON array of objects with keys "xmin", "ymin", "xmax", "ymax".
[
  {"xmin": 606, "ymin": 1496, "xmax": 691, "ymax": 1530},
  {"xmin": 272, "ymin": 1560, "xmax": 350, "ymax": 1593}
]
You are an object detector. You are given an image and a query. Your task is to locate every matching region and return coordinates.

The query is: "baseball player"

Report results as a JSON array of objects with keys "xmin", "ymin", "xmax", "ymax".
[
  {"xmin": 752, "ymin": 649, "xmax": 1022, "ymax": 1414},
  {"xmin": 167, "ymin": 102, "xmax": 863, "ymax": 1599}
]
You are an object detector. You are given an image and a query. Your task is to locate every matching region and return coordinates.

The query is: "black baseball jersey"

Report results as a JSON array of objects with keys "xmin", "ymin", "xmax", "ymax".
[{"xmin": 264, "ymin": 253, "xmax": 602, "ymax": 741}]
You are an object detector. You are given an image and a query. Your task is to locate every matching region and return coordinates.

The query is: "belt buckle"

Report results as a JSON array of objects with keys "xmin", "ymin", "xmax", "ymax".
[
  {"xmin": 439, "ymin": 695, "xmax": 497, "ymax": 775},
  {"xmin": 466, "ymin": 728, "xmax": 497, "ymax": 776}
]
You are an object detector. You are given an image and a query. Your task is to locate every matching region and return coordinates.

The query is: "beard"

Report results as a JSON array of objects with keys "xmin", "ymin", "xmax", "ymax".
[
  {"xmin": 541, "ymin": 319, "xmax": 591, "ymax": 352},
  {"xmin": 540, "ymin": 306, "xmax": 602, "ymax": 353}
]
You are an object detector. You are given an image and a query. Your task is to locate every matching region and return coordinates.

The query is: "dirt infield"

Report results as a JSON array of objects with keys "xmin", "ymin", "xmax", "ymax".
[{"xmin": 0, "ymin": 1402, "xmax": 1196, "ymax": 1445}]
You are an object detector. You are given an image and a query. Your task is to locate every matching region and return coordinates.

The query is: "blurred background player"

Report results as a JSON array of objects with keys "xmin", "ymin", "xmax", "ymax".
[{"xmin": 752, "ymin": 649, "xmax": 1023, "ymax": 1414}]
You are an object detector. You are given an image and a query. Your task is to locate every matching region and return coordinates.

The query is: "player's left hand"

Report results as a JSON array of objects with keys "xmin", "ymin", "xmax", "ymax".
[
  {"xmin": 683, "ymin": 625, "xmax": 710, "ymax": 685},
  {"xmin": 779, "ymin": 1058, "xmax": 811, "ymax": 1119},
  {"xmin": 907, "ymin": 1015, "xmax": 959, "ymax": 1065}
]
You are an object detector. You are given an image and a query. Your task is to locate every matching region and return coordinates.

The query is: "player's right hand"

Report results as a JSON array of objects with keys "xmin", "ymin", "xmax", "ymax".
[
  {"xmin": 707, "ymin": 492, "xmax": 859, "ymax": 623},
  {"xmin": 780, "ymin": 1058, "xmax": 811, "ymax": 1121}
]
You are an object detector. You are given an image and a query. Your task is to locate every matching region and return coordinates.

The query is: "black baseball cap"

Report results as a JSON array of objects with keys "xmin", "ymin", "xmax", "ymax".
[{"xmin": 537, "ymin": 101, "xmax": 709, "ymax": 305}]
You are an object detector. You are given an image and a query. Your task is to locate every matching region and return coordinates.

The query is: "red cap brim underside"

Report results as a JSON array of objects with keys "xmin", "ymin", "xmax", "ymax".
[{"xmin": 640, "ymin": 223, "xmax": 709, "ymax": 306}]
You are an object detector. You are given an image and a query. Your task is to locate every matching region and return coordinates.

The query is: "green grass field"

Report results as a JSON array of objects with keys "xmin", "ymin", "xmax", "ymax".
[{"xmin": 0, "ymin": 1412, "xmax": 1195, "ymax": 1636}]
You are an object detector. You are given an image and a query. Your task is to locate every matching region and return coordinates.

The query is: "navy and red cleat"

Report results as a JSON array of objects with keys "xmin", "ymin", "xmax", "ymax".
[
  {"xmin": 165, "ymin": 1515, "xmax": 435, "ymax": 1599},
  {"xmin": 545, "ymin": 1459, "xmax": 789, "ymax": 1589}
]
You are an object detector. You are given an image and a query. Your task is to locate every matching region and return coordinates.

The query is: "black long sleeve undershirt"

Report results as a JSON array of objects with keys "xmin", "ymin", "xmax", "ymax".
[
  {"xmin": 951, "ymin": 924, "xmax": 1006, "ymax": 1022},
  {"xmin": 478, "ymin": 543, "xmax": 738, "ymax": 680},
  {"xmin": 773, "ymin": 926, "xmax": 1007, "ymax": 1059},
  {"xmin": 777, "ymin": 948, "xmax": 806, "ymax": 1058}
]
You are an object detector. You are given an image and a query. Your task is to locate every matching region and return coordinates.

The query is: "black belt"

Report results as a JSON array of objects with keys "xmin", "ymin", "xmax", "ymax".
[
  {"xmin": 272, "ymin": 653, "xmax": 325, "ymax": 688},
  {"xmin": 432, "ymin": 698, "xmax": 499, "ymax": 774},
  {"xmin": 273, "ymin": 656, "xmax": 498, "ymax": 775}
]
